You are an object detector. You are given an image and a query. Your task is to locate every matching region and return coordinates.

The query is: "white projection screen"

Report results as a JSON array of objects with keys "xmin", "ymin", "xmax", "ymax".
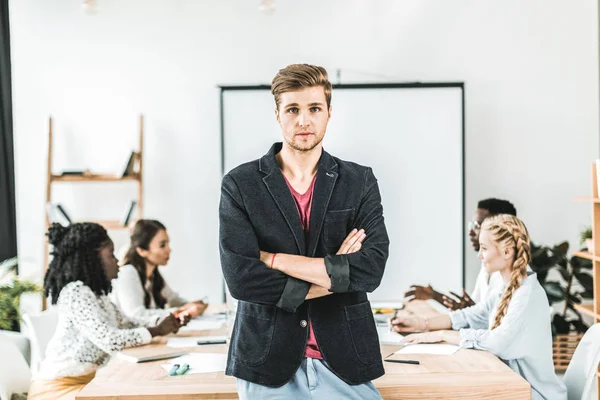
[{"xmin": 220, "ymin": 83, "xmax": 465, "ymax": 302}]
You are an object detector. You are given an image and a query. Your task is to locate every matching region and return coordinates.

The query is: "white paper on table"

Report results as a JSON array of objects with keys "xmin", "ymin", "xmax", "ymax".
[
  {"xmin": 395, "ymin": 343, "xmax": 459, "ymax": 355},
  {"xmin": 167, "ymin": 336, "xmax": 226, "ymax": 348},
  {"xmin": 178, "ymin": 319, "xmax": 225, "ymax": 332},
  {"xmin": 161, "ymin": 353, "xmax": 227, "ymax": 374},
  {"xmin": 370, "ymin": 301, "xmax": 404, "ymax": 310},
  {"xmin": 377, "ymin": 326, "xmax": 405, "ymax": 345}
]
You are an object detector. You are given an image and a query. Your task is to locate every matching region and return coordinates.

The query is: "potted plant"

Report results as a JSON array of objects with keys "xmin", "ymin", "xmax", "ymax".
[
  {"xmin": 0, "ymin": 257, "xmax": 42, "ymax": 332},
  {"xmin": 530, "ymin": 241, "xmax": 593, "ymax": 334},
  {"xmin": 580, "ymin": 226, "xmax": 593, "ymax": 254},
  {"xmin": 529, "ymin": 241, "xmax": 594, "ymax": 371}
]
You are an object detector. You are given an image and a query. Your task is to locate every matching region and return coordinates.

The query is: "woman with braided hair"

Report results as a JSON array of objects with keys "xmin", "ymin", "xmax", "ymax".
[
  {"xmin": 391, "ymin": 214, "xmax": 566, "ymax": 400},
  {"xmin": 28, "ymin": 223, "xmax": 189, "ymax": 400}
]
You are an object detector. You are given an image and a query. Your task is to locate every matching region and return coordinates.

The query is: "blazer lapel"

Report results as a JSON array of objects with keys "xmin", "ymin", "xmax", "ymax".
[
  {"xmin": 307, "ymin": 151, "xmax": 338, "ymax": 257},
  {"xmin": 260, "ymin": 144, "xmax": 307, "ymax": 255}
]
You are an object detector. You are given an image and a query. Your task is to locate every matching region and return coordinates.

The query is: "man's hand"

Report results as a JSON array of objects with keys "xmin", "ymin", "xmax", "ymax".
[
  {"xmin": 404, "ymin": 285, "xmax": 438, "ymax": 301},
  {"xmin": 259, "ymin": 228, "xmax": 366, "ymax": 269},
  {"xmin": 442, "ymin": 289, "xmax": 475, "ymax": 310},
  {"xmin": 304, "ymin": 228, "xmax": 367, "ymax": 300},
  {"xmin": 306, "ymin": 284, "xmax": 331, "ymax": 300},
  {"xmin": 336, "ymin": 228, "xmax": 365, "ymax": 255}
]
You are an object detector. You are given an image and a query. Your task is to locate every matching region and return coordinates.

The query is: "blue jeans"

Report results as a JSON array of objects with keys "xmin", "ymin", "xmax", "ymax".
[{"xmin": 236, "ymin": 358, "xmax": 383, "ymax": 400}]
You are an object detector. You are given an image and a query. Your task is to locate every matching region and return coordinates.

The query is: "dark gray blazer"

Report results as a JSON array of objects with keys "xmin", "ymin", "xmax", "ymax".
[{"xmin": 219, "ymin": 142, "xmax": 390, "ymax": 387}]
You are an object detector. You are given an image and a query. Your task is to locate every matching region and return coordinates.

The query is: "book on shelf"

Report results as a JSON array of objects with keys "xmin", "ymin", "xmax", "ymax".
[
  {"xmin": 59, "ymin": 170, "xmax": 85, "ymax": 176},
  {"xmin": 46, "ymin": 203, "xmax": 72, "ymax": 226},
  {"xmin": 121, "ymin": 151, "xmax": 141, "ymax": 178},
  {"xmin": 121, "ymin": 151, "xmax": 136, "ymax": 177},
  {"xmin": 122, "ymin": 200, "xmax": 137, "ymax": 227}
]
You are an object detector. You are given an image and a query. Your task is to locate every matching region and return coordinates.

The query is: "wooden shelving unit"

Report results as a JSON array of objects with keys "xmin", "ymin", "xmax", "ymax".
[
  {"xmin": 573, "ymin": 303, "xmax": 599, "ymax": 319},
  {"xmin": 50, "ymin": 174, "xmax": 140, "ymax": 183},
  {"xmin": 43, "ymin": 115, "xmax": 145, "ymax": 305},
  {"xmin": 572, "ymin": 163, "xmax": 600, "ymax": 397},
  {"xmin": 572, "ymin": 251, "xmax": 600, "ymax": 262}
]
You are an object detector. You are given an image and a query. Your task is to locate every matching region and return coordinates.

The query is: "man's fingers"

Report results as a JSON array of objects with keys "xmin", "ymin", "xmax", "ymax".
[
  {"xmin": 344, "ymin": 228, "xmax": 361, "ymax": 244},
  {"xmin": 404, "ymin": 289, "xmax": 416, "ymax": 298},
  {"xmin": 346, "ymin": 230, "xmax": 365, "ymax": 248},
  {"xmin": 462, "ymin": 290, "xmax": 474, "ymax": 302},
  {"xmin": 442, "ymin": 296, "xmax": 458, "ymax": 308},
  {"xmin": 448, "ymin": 291, "xmax": 463, "ymax": 301},
  {"xmin": 338, "ymin": 229, "xmax": 365, "ymax": 255},
  {"xmin": 350, "ymin": 242, "xmax": 362, "ymax": 253},
  {"xmin": 336, "ymin": 229, "xmax": 359, "ymax": 254}
]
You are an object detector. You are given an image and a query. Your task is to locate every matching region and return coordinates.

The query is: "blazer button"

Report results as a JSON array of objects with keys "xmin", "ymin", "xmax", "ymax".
[{"xmin": 300, "ymin": 320, "xmax": 308, "ymax": 328}]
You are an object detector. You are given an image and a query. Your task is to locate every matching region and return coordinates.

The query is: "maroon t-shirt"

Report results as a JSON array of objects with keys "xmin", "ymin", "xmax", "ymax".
[{"xmin": 283, "ymin": 173, "xmax": 323, "ymax": 360}]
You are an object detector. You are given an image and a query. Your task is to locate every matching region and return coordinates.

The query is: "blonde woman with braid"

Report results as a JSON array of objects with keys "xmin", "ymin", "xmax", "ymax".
[{"xmin": 391, "ymin": 215, "xmax": 566, "ymax": 400}]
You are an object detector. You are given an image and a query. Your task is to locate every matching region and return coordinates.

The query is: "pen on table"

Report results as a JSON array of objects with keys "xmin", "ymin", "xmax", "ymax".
[
  {"xmin": 176, "ymin": 363, "xmax": 190, "ymax": 375},
  {"xmin": 384, "ymin": 359, "xmax": 420, "ymax": 365},
  {"xmin": 389, "ymin": 308, "xmax": 398, "ymax": 332},
  {"xmin": 168, "ymin": 364, "xmax": 180, "ymax": 376},
  {"xmin": 197, "ymin": 339, "xmax": 227, "ymax": 346}
]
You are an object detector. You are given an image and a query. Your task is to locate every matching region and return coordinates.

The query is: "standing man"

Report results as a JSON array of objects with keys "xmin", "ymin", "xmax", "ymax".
[{"xmin": 219, "ymin": 64, "xmax": 389, "ymax": 399}]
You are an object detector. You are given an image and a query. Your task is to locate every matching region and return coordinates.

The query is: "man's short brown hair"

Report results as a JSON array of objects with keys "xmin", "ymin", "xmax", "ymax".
[{"xmin": 271, "ymin": 64, "xmax": 332, "ymax": 110}]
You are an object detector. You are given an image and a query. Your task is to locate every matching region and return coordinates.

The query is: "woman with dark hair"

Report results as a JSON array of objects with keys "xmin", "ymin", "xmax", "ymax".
[
  {"xmin": 111, "ymin": 219, "xmax": 207, "ymax": 323},
  {"xmin": 28, "ymin": 223, "xmax": 187, "ymax": 400}
]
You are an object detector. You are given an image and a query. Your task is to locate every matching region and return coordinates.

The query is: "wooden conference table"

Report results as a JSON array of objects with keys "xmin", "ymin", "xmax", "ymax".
[{"xmin": 77, "ymin": 301, "xmax": 530, "ymax": 399}]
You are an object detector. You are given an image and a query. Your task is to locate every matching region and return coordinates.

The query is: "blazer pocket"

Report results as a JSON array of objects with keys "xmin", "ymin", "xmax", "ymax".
[
  {"xmin": 233, "ymin": 301, "xmax": 276, "ymax": 366},
  {"xmin": 324, "ymin": 209, "xmax": 355, "ymax": 249},
  {"xmin": 344, "ymin": 301, "xmax": 381, "ymax": 365}
]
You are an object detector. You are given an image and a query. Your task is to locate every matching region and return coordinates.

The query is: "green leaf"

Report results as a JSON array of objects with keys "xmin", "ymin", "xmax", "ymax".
[
  {"xmin": 542, "ymin": 281, "xmax": 565, "ymax": 303},
  {"xmin": 0, "ymin": 265, "xmax": 42, "ymax": 332},
  {"xmin": 554, "ymin": 241, "xmax": 570, "ymax": 254},
  {"xmin": 575, "ymin": 273, "xmax": 594, "ymax": 292}
]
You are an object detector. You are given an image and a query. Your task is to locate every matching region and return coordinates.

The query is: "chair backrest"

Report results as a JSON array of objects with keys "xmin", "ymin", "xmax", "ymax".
[
  {"xmin": 0, "ymin": 335, "xmax": 31, "ymax": 400},
  {"xmin": 563, "ymin": 323, "xmax": 600, "ymax": 400},
  {"xmin": 21, "ymin": 307, "xmax": 58, "ymax": 374},
  {"xmin": 0, "ymin": 330, "xmax": 31, "ymax": 366}
]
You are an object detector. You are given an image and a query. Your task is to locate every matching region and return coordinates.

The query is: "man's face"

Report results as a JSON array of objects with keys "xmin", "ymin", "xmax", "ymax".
[
  {"xmin": 275, "ymin": 86, "xmax": 331, "ymax": 153},
  {"xmin": 468, "ymin": 208, "xmax": 490, "ymax": 251}
]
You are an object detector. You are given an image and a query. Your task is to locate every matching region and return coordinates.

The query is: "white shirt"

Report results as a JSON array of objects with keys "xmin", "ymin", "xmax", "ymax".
[
  {"xmin": 471, "ymin": 265, "xmax": 505, "ymax": 304},
  {"xmin": 36, "ymin": 281, "xmax": 152, "ymax": 380},
  {"xmin": 471, "ymin": 264, "xmax": 534, "ymax": 304},
  {"xmin": 451, "ymin": 272, "xmax": 567, "ymax": 400},
  {"xmin": 110, "ymin": 264, "xmax": 187, "ymax": 323}
]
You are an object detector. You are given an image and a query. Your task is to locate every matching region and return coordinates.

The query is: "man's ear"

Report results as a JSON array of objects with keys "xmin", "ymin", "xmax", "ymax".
[
  {"xmin": 328, "ymin": 106, "xmax": 332, "ymax": 119},
  {"xmin": 275, "ymin": 108, "xmax": 280, "ymax": 122}
]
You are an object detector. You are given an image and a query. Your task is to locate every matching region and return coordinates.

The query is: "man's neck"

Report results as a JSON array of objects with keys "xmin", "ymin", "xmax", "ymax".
[{"xmin": 277, "ymin": 143, "xmax": 321, "ymax": 181}]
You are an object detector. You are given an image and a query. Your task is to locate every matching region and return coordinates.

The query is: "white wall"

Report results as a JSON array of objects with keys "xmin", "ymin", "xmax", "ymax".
[{"xmin": 10, "ymin": 0, "xmax": 599, "ymax": 304}]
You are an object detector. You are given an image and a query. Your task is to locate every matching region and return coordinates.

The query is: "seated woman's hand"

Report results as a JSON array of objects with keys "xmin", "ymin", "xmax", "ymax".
[
  {"xmin": 178, "ymin": 312, "xmax": 192, "ymax": 327},
  {"xmin": 390, "ymin": 315, "xmax": 425, "ymax": 333},
  {"xmin": 403, "ymin": 331, "xmax": 445, "ymax": 344},
  {"xmin": 148, "ymin": 313, "xmax": 183, "ymax": 337},
  {"xmin": 175, "ymin": 302, "xmax": 207, "ymax": 319}
]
